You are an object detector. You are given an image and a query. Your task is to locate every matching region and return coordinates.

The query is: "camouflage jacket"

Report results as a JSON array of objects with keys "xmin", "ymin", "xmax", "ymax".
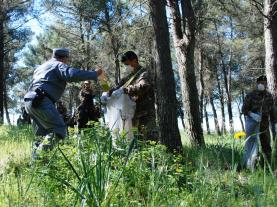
[
  {"xmin": 79, "ymin": 88, "xmax": 95, "ymax": 101},
  {"xmin": 117, "ymin": 66, "xmax": 155, "ymax": 119},
  {"xmin": 242, "ymin": 90, "xmax": 276, "ymax": 120}
]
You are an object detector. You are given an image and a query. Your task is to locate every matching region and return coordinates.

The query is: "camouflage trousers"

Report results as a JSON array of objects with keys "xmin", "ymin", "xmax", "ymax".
[{"xmin": 133, "ymin": 115, "xmax": 158, "ymax": 141}]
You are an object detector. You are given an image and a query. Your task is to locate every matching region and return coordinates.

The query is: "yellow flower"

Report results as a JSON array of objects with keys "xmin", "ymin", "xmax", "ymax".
[
  {"xmin": 176, "ymin": 168, "xmax": 183, "ymax": 173},
  {"xmin": 234, "ymin": 131, "xmax": 246, "ymax": 139}
]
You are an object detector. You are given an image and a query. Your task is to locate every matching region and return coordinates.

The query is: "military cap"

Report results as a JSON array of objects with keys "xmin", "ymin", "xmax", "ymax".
[
  {"xmin": 257, "ymin": 75, "xmax": 267, "ymax": 82},
  {"xmin": 52, "ymin": 48, "xmax": 69, "ymax": 58}
]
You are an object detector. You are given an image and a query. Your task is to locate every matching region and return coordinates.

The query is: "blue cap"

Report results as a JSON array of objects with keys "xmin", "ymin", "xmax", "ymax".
[{"xmin": 52, "ymin": 48, "xmax": 69, "ymax": 58}]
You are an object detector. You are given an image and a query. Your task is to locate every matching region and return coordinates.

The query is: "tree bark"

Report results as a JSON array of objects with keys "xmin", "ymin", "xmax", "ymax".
[
  {"xmin": 149, "ymin": 0, "xmax": 182, "ymax": 151},
  {"xmin": 204, "ymin": 97, "xmax": 211, "ymax": 135},
  {"xmin": 167, "ymin": 0, "xmax": 205, "ymax": 146},
  {"xmin": 216, "ymin": 69, "xmax": 226, "ymax": 134},
  {"xmin": 199, "ymin": 50, "xmax": 204, "ymax": 124},
  {"xmin": 264, "ymin": 0, "xmax": 277, "ymax": 99},
  {"xmin": 210, "ymin": 95, "xmax": 221, "ymax": 136},
  {"xmin": 104, "ymin": 3, "xmax": 121, "ymax": 84},
  {"xmin": 0, "ymin": 13, "xmax": 4, "ymax": 124},
  {"xmin": 3, "ymin": 83, "xmax": 10, "ymax": 125},
  {"xmin": 226, "ymin": 58, "xmax": 234, "ymax": 133}
]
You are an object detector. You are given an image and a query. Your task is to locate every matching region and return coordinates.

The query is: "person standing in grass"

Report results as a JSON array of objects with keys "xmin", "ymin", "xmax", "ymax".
[
  {"xmin": 24, "ymin": 48, "xmax": 103, "ymax": 154},
  {"xmin": 76, "ymin": 80, "xmax": 100, "ymax": 128},
  {"xmin": 241, "ymin": 75, "xmax": 276, "ymax": 169},
  {"xmin": 108, "ymin": 51, "xmax": 157, "ymax": 140}
]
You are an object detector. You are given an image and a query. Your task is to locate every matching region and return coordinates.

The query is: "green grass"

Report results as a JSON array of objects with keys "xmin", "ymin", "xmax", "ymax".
[{"xmin": 0, "ymin": 125, "xmax": 277, "ymax": 207}]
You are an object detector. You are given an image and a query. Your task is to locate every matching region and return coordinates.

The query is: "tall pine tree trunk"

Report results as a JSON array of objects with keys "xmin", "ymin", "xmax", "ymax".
[
  {"xmin": 216, "ymin": 71, "xmax": 226, "ymax": 134},
  {"xmin": 149, "ymin": 0, "xmax": 182, "ymax": 151},
  {"xmin": 104, "ymin": 3, "xmax": 121, "ymax": 84},
  {"xmin": 204, "ymin": 97, "xmax": 211, "ymax": 135},
  {"xmin": 264, "ymin": 0, "xmax": 277, "ymax": 98},
  {"xmin": 199, "ymin": 50, "xmax": 204, "ymax": 124},
  {"xmin": 167, "ymin": 0, "xmax": 204, "ymax": 146},
  {"xmin": 3, "ymin": 84, "xmax": 10, "ymax": 125},
  {"xmin": 0, "ymin": 16, "xmax": 4, "ymax": 125},
  {"xmin": 226, "ymin": 61, "xmax": 234, "ymax": 133},
  {"xmin": 210, "ymin": 95, "xmax": 221, "ymax": 136}
]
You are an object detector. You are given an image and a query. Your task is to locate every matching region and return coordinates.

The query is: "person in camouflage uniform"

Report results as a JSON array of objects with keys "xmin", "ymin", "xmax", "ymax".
[
  {"xmin": 76, "ymin": 81, "xmax": 100, "ymax": 128},
  {"xmin": 109, "ymin": 51, "xmax": 157, "ymax": 140},
  {"xmin": 242, "ymin": 75, "xmax": 276, "ymax": 169}
]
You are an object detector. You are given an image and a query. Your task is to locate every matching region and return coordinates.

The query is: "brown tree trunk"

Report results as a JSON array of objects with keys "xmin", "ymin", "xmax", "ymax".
[
  {"xmin": 104, "ymin": 3, "xmax": 121, "ymax": 84},
  {"xmin": 0, "ymin": 13, "xmax": 4, "ymax": 125},
  {"xmin": 199, "ymin": 50, "xmax": 204, "ymax": 124},
  {"xmin": 216, "ymin": 70, "xmax": 226, "ymax": 134},
  {"xmin": 210, "ymin": 95, "xmax": 221, "ymax": 136},
  {"xmin": 226, "ymin": 60, "xmax": 234, "ymax": 133},
  {"xmin": 167, "ymin": 0, "xmax": 205, "ymax": 146},
  {"xmin": 3, "ymin": 83, "xmax": 10, "ymax": 125},
  {"xmin": 149, "ymin": 0, "xmax": 182, "ymax": 151},
  {"xmin": 204, "ymin": 97, "xmax": 211, "ymax": 135},
  {"xmin": 264, "ymin": 0, "xmax": 277, "ymax": 99}
]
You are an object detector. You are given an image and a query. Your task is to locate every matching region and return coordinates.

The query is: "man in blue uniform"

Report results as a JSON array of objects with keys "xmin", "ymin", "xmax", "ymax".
[{"xmin": 24, "ymin": 48, "xmax": 102, "ymax": 152}]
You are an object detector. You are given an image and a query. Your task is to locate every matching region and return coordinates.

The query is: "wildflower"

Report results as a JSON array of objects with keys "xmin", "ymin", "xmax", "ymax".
[
  {"xmin": 149, "ymin": 141, "xmax": 157, "ymax": 145},
  {"xmin": 234, "ymin": 131, "xmax": 246, "ymax": 139},
  {"xmin": 176, "ymin": 168, "xmax": 183, "ymax": 173}
]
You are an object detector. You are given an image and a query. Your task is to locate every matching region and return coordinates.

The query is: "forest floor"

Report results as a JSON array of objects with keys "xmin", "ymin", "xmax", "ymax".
[{"xmin": 0, "ymin": 125, "xmax": 277, "ymax": 207}]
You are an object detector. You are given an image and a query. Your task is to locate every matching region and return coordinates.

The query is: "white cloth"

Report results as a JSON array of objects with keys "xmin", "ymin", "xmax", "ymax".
[
  {"xmin": 112, "ymin": 88, "xmax": 124, "ymax": 97},
  {"xmin": 102, "ymin": 91, "xmax": 136, "ymax": 140}
]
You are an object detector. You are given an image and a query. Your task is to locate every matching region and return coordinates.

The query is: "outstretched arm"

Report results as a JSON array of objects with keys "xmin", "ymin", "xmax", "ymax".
[{"xmin": 57, "ymin": 63, "xmax": 102, "ymax": 82}]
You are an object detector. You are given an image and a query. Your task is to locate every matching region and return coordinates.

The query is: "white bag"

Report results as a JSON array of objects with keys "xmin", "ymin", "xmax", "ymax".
[{"xmin": 103, "ymin": 92, "xmax": 136, "ymax": 140}]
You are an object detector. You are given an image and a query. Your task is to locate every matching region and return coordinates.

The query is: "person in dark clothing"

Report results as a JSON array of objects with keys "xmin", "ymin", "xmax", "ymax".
[
  {"xmin": 242, "ymin": 75, "xmax": 276, "ymax": 169},
  {"xmin": 76, "ymin": 81, "xmax": 100, "ymax": 128}
]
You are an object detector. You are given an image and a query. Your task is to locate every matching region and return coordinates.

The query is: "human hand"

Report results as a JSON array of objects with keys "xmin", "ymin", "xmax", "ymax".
[
  {"xmin": 108, "ymin": 88, "xmax": 115, "ymax": 97},
  {"xmin": 112, "ymin": 88, "xmax": 124, "ymax": 97},
  {"xmin": 96, "ymin": 68, "xmax": 103, "ymax": 77},
  {"xmin": 249, "ymin": 112, "xmax": 262, "ymax": 123},
  {"xmin": 101, "ymin": 92, "xmax": 109, "ymax": 103}
]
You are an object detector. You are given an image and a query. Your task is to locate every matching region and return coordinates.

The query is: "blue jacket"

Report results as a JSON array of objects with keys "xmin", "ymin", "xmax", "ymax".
[{"xmin": 24, "ymin": 58, "xmax": 98, "ymax": 102}]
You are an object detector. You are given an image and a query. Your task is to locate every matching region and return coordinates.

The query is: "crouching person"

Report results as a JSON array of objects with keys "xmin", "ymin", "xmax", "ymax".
[{"xmin": 24, "ymin": 48, "xmax": 102, "ymax": 158}]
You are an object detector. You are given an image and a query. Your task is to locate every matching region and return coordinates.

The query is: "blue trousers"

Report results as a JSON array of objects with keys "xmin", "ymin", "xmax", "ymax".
[
  {"xmin": 25, "ymin": 97, "xmax": 67, "ymax": 139},
  {"xmin": 243, "ymin": 116, "xmax": 260, "ymax": 169}
]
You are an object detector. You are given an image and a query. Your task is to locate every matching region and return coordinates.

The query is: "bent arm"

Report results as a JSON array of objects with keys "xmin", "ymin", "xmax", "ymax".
[{"xmin": 125, "ymin": 72, "xmax": 152, "ymax": 97}]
